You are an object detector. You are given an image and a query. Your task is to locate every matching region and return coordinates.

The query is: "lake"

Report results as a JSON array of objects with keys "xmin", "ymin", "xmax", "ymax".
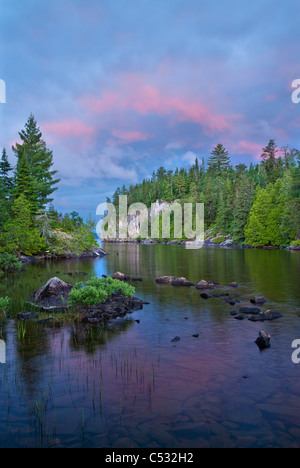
[{"xmin": 0, "ymin": 243, "xmax": 300, "ymax": 448}]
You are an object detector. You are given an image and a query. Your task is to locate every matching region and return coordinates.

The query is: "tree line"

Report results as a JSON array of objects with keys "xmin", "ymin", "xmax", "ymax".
[
  {"xmin": 111, "ymin": 141, "xmax": 300, "ymax": 246},
  {"xmin": 0, "ymin": 114, "xmax": 95, "ymax": 266}
]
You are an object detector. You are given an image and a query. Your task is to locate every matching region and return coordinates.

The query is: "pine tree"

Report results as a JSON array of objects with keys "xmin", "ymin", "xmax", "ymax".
[
  {"xmin": 260, "ymin": 139, "xmax": 278, "ymax": 183},
  {"xmin": 215, "ymin": 179, "xmax": 234, "ymax": 234},
  {"xmin": 13, "ymin": 114, "xmax": 60, "ymax": 210},
  {"xmin": 0, "ymin": 148, "xmax": 13, "ymax": 196},
  {"xmin": 232, "ymin": 175, "xmax": 254, "ymax": 243},
  {"xmin": 207, "ymin": 144, "xmax": 231, "ymax": 174}
]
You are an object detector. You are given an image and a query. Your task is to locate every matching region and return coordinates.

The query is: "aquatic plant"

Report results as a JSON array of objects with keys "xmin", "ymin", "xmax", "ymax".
[{"xmin": 68, "ymin": 277, "xmax": 135, "ymax": 306}]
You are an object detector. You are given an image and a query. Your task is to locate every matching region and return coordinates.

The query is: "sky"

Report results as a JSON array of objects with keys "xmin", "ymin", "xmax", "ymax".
[{"xmin": 1, "ymin": 0, "xmax": 300, "ymax": 218}]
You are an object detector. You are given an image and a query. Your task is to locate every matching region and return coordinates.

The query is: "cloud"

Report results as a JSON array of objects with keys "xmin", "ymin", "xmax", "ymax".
[
  {"xmin": 79, "ymin": 73, "xmax": 239, "ymax": 134},
  {"xmin": 43, "ymin": 119, "xmax": 96, "ymax": 140},
  {"xmin": 182, "ymin": 151, "xmax": 197, "ymax": 165}
]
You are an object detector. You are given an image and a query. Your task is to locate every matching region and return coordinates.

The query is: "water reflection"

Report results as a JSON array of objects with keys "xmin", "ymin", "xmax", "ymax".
[{"xmin": 0, "ymin": 245, "xmax": 300, "ymax": 448}]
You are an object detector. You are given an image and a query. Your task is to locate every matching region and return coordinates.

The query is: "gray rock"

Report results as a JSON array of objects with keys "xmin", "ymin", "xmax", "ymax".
[
  {"xmin": 250, "ymin": 295, "xmax": 267, "ymax": 305},
  {"xmin": 255, "ymin": 331, "xmax": 271, "ymax": 349},
  {"xmin": 171, "ymin": 336, "xmax": 181, "ymax": 343},
  {"xmin": 248, "ymin": 310, "xmax": 283, "ymax": 322},
  {"xmin": 27, "ymin": 277, "xmax": 73, "ymax": 311},
  {"xmin": 156, "ymin": 276, "xmax": 176, "ymax": 284}
]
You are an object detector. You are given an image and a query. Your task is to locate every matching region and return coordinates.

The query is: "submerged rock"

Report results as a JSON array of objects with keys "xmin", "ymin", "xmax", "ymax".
[
  {"xmin": 228, "ymin": 282, "xmax": 239, "ymax": 288},
  {"xmin": 112, "ymin": 272, "xmax": 131, "ymax": 281},
  {"xmin": 171, "ymin": 336, "xmax": 181, "ymax": 343},
  {"xmin": 250, "ymin": 295, "xmax": 267, "ymax": 305},
  {"xmin": 27, "ymin": 277, "xmax": 73, "ymax": 311},
  {"xmin": 239, "ymin": 307, "xmax": 261, "ymax": 315},
  {"xmin": 195, "ymin": 280, "xmax": 215, "ymax": 290},
  {"xmin": 171, "ymin": 277, "xmax": 194, "ymax": 287},
  {"xmin": 255, "ymin": 331, "xmax": 271, "ymax": 350},
  {"xmin": 200, "ymin": 293, "xmax": 211, "ymax": 300},
  {"xmin": 156, "ymin": 276, "xmax": 176, "ymax": 284},
  {"xmin": 248, "ymin": 310, "xmax": 283, "ymax": 322},
  {"xmin": 65, "ymin": 271, "xmax": 89, "ymax": 277}
]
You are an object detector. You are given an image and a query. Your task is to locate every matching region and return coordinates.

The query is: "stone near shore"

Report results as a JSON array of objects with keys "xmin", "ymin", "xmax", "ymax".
[
  {"xmin": 27, "ymin": 277, "xmax": 73, "ymax": 311},
  {"xmin": 250, "ymin": 295, "xmax": 267, "ymax": 305},
  {"xmin": 156, "ymin": 276, "xmax": 176, "ymax": 284},
  {"xmin": 248, "ymin": 310, "xmax": 283, "ymax": 322},
  {"xmin": 195, "ymin": 280, "xmax": 215, "ymax": 290},
  {"xmin": 112, "ymin": 272, "xmax": 131, "ymax": 281},
  {"xmin": 81, "ymin": 294, "xmax": 144, "ymax": 323},
  {"xmin": 255, "ymin": 331, "xmax": 271, "ymax": 350},
  {"xmin": 171, "ymin": 277, "xmax": 194, "ymax": 287}
]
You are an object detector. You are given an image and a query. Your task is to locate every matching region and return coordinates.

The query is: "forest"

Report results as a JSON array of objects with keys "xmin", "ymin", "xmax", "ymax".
[
  {"xmin": 0, "ymin": 114, "xmax": 96, "ymax": 274},
  {"xmin": 111, "ymin": 141, "xmax": 300, "ymax": 247}
]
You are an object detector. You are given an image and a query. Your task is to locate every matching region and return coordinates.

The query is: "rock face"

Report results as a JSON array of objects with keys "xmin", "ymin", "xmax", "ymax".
[
  {"xmin": 255, "ymin": 331, "xmax": 271, "ymax": 350},
  {"xmin": 27, "ymin": 277, "xmax": 73, "ymax": 311}
]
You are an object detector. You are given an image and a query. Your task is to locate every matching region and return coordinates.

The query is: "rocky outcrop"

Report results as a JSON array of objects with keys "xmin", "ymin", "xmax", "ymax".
[{"xmin": 81, "ymin": 294, "xmax": 144, "ymax": 323}]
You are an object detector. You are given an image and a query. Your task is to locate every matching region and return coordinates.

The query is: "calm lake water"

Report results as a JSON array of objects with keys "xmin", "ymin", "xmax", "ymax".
[{"xmin": 0, "ymin": 243, "xmax": 300, "ymax": 448}]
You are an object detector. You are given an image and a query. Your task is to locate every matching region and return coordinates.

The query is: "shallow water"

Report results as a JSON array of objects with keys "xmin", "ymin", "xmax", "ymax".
[{"xmin": 0, "ymin": 244, "xmax": 300, "ymax": 448}]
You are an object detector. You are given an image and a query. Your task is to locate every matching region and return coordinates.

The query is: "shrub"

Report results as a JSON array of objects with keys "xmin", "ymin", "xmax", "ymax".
[
  {"xmin": 68, "ymin": 277, "xmax": 135, "ymax": 306},
  {"xmin": 291, "ymin": 240, "xmax": 300, "ymax": 246},
  {"xmin": 0, "ymin": 296, "xmax": 11, "ymax": 321},
  {"xmin": 212, "ymin": 236, "xmax": 226, "ymax": 244},
  {"xmin": 0, "ymin": 253, "xmax": 22, "ymax": 275}
]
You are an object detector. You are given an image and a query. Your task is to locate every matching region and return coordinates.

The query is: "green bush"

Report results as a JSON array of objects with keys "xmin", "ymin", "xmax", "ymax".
[
  {"xmin": 291, "ymin": 240, "xmax": 300, "ymax": 246},
  {"xmin": 69, "ymin": 277, "xmax": 135, "ymax": 306},
  {"xmin": 0, "ymin": 296, "xmax": 11, "ymax": 321},
  {"xmin": 212, "ymin": 236, "xmax": 226, "ymax": 244},
  {"xmin": 0, "ymin": 253, "xmax": 22, "ymax": 275}
]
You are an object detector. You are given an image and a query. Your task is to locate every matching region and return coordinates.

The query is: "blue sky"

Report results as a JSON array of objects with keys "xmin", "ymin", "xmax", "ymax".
[{"xmin": 1, "ymin": 0, "xmax": 300, "ymax": 218}]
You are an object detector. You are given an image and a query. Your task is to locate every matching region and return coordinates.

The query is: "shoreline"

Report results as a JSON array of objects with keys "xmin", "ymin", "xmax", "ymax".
[
  {"xmin": 19, "ymin": 245, "xmax": 109, "ymax": 265},
  {"xmin": 101, "ymin": 239, "xmax": 300, "ymax": 251}
]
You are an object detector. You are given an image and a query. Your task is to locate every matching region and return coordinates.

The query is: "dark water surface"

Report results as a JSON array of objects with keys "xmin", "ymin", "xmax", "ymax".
[{"xmin": 0, "ymin": 244, "xmax": 300, "ymax": 448}]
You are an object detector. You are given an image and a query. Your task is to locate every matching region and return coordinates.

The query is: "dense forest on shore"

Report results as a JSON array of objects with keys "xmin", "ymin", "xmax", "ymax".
[
  {"xmin": 111, "ymin": 142, "xmax": 300, "ymax": 247},
  {"xmin": 0, "ymin": 115, "xmax": 96, "ymax": 275}
]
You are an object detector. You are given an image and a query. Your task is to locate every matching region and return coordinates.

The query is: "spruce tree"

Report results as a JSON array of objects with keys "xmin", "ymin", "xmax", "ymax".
[
  {"xmin": 13, "ymin": 114, "xmax": 60, "ymax": 211},
  {"xmin": 207, "ymin": 144, "xmax": 231, "ymax": 174},
  {"xmin": 0, "ymin": 148, "xmax": 13, "ymax": 196}
]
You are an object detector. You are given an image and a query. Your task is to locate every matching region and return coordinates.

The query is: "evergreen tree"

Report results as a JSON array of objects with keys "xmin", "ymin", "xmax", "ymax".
[
  {"xmin": 245, "ymin": 180, "xmax": 285, "ymax": 246},
  {"xmin": 207, "ymin": 144, "xmax": 231, "ymax": 174},
  {"xmin": 0, "ymin": 194, "xmax": 45, "ymax": 254},
  {"xmin": 232, "ymin": 175, "xmax": 254, "ymax": 244},
  {"xmin": 0, "ymin": 149, "xmax": 13, "ymax": 196},
  {"xmin": 12, "ymin": 114, "xmax": 60, "ymax": 211}
]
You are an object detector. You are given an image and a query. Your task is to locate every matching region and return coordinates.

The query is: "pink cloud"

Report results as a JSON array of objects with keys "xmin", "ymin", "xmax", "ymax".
[
  {"xmin": 110, "ymin": 130, "xmax": 150, "ymax": 144},
  {"xmin": 80, "ymin": 74, "xmax": 239, "ymax": 134},
  {"xmin": 43, "ymin": 120, "xmax": 96, "ymax": 140},
  {"xmin": 231, "ymin": 141, "xmax": 263, "ymax": 160}
]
